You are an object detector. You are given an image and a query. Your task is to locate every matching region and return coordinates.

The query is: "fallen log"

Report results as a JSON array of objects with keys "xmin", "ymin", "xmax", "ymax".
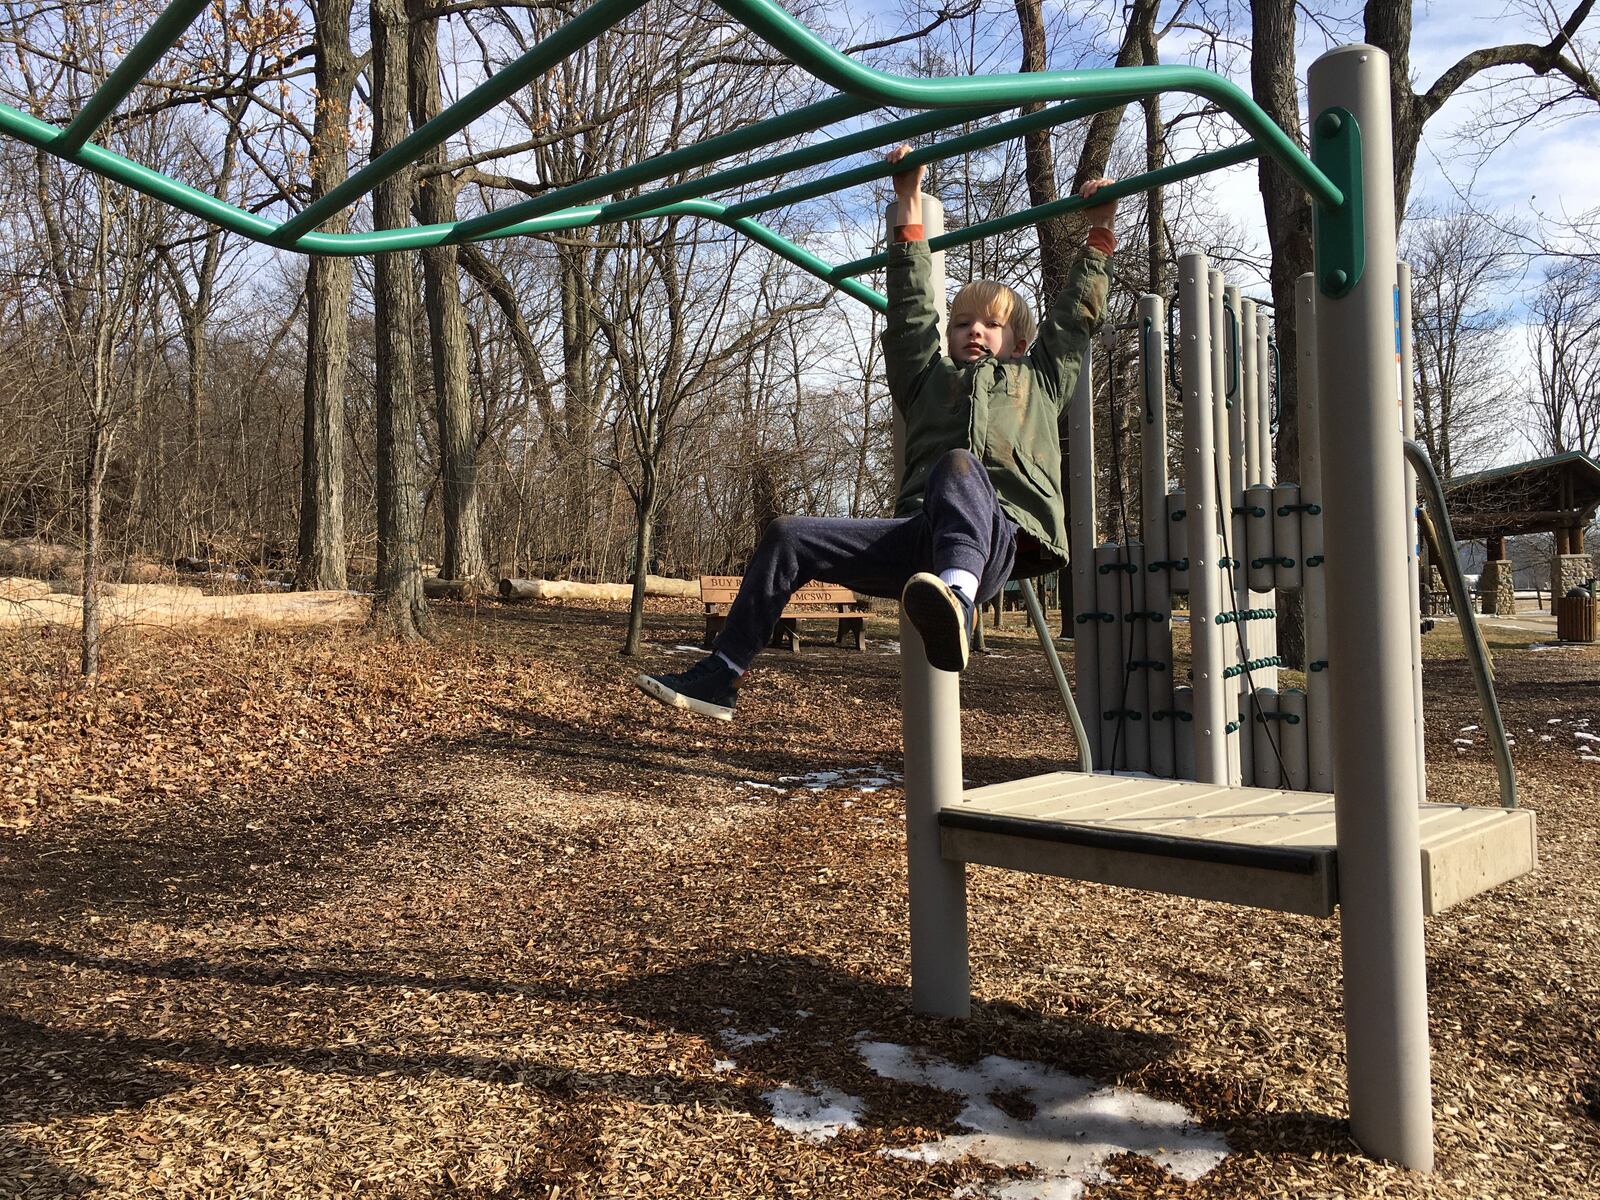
[
  {"xmin": 0, "ymin": 588, "xmax": 368, "ymax": 631},
  {"xmin": 497, "ymin": 574, "xmax": 700, "ymax": 603},
  {"xmin": 0, "ymin": 577, "xmax": 53, "ymax": 601},
  {"xmin": 424, "ymin": 577, "xmax": 472, "ymax": 600}
]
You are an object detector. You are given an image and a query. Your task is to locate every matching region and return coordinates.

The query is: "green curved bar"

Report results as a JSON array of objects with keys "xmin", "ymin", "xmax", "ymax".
[
  {"xmin": 5, "ymin": 0, "xmax": 1346, "ymax": 310},
  {"xmin": 719, "ymin": 0, "xmax": 1341, "ymax": 209}
]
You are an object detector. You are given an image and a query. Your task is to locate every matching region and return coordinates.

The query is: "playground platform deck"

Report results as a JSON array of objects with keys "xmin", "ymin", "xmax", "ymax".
[{"xmin": 940, "ymin": 773, "xmax": 1537, "ymax": 918}]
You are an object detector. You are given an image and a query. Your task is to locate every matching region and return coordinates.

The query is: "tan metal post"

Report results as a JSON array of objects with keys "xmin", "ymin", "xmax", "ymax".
[
  {"xmin": 891, "ymin": 195, "xmax": 970, "ymax": 1018},
  {"xmin": 1182, "ymin": 254, "xmax": 1227, "ymax": 784},
  {"xmin": 1140, "ymin": 295, "xmax": 1175, "ymax": 776},
  {"xmin": 1297, "ymin": 274, "xmax": 1333, "ymax": 791},
  {"xmin": 1398, "ymin": 260, "xmax": 1427, "ymax": 803},
  {"xmin": 1308, "ymin": 45, "xmax": 1433, "ymax": 1170},
  {"xmin": 1069, "ymin": 355, "xmax": 1100, "ymax": 765}
]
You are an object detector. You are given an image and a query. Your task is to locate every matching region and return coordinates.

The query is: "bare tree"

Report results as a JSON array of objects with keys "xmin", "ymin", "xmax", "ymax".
[
  {"xmin": 410, "ymin": 0, "xmax": 487, "ymax": 587},
  {"xmin": 298, "ymin": 0, "xmax": 359, "ymax": 591},
  {"xmin": 1367, "ymin": 0, "xmax": 1600, "ymax": 219},
  {"xmin": 1529, "ymin": 257, "xmax": 1600, "ymax": 457},
  {"xmin": 369, "ymin": 0, "xmax": 428, "ymax": 638},
  {"xmin": 1403, "ymin": 205, "xmax": 1521, "ymax": 477}
]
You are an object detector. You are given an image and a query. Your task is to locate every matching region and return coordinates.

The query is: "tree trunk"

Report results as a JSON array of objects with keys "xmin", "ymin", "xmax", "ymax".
[
  {"xmin": 296, "ymin": 0, "xmax": 355, "ymax": 591},
  {"xmin": 80, "ymin": 423, "xmax": 106, "ymax": 678},
  {"xmin": 369, "ymin": 0, "xmax": 428, "ymax": 639},
  {"xmin": 623, "ymin": 471, "xmax": 655, "ymax": 657},
  {"xmin": 1252, "ymin": 0, "xmax": 1313, "ymax": 669},
  {"xmin": 410, "ymin": 0, "xmax": 486, "ymax": 588}
]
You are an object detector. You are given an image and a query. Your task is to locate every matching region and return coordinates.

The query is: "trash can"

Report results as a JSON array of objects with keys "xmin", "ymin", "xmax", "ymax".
[{"xmin": 1555, "ymin": 586, "xmax": 1596, "ymax": 643}]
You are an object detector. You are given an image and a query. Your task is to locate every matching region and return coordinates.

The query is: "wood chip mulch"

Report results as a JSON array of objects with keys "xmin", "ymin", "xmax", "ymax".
[{"xmin": 1, "ymin": 600, "xmax": 1597, "ymax": 1198}]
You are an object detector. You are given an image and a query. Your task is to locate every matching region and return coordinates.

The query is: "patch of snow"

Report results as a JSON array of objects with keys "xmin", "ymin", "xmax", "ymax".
[
  {"xmin": 712, "ymin": 1058, "xmax": 736, "ymax": 1073},
  {"xmin": 739, "ymin": 780, "xmax": 785, "ymax": 793},
  {"xmin": 1548, "ymin": 718, "xmax": 1564, "ymax": 724},
  {"xmin": 857, "ymin": 1041, "xmax": 1227, "ymax": 1200},
  {"xmin": 671, "ymin": 644, "xmax": 706, "ymax": 654},
  {"xmin": 879, "ymin": 640, "xmax": 902, "ymax": 654},
  {"xmin": 1459, "ymin": 725, "xmax": 1480, "ymax": 732},
  {"xmin": 1528, "ymin": 642, "xmax": 1572, "ymax": 652},
  {"xmin": 1577, "ymin": 732, "xmax": 1600, "ymax": 742},
  {"xmin": 1453, "ymin": 738, "xmax": 1473, "ymax": 747},
  {"xmin": 763, "ymin": 1083, "xmax": 865, "ymax": 1142},
  {"xmin": 779, "ymin": 765, "xmax": 903, "ymax": 793},
  {"xmin": 719, "ymin": 1026, "xmax": 782, "ymax": 1050},
  {"xmin": 1541, "ymin": 735, "xmax": 1554, "ymax": 742}
]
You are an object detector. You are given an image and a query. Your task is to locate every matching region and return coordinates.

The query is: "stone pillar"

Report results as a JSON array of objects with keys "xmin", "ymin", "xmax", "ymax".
[
  {"xmin": 1479, "ymin": 560, "xmax": 1516, "ymax": 615},
  {"xmin": 1553, "ymin": 552, "xmax": 1595, "ymax": 596}
]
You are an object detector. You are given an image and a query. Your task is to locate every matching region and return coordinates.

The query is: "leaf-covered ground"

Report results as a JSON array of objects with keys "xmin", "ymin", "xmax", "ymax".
[{"xmin": 1, "ymin": 599, "xmax": 1597, "ymax": 1198}]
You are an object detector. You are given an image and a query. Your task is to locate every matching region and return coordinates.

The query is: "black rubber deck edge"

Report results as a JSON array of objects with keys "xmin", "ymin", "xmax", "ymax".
[{"xmin": 938, "ymin": 809, "xmax": 1333, "ymax": 876}]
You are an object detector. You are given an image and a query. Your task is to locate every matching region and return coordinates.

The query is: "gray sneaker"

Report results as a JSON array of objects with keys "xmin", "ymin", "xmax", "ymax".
[{"xmin": 901, "ymin": 573, "xmax": 977, "ymax": 672}]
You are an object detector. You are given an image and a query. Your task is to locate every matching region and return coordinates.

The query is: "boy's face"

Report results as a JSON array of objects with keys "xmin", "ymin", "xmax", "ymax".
[{"xmin": 949, "ymin": 310, "xmax": 1026, "ymax": 362}]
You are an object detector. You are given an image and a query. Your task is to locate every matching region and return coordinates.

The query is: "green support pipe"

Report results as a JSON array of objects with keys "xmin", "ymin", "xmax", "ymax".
[
  {"xmin": 54, "ymin": 0, "xmax": 214, "ymax": 154},
  {"xmin": 716, "ymin": 0, "xmax": 1342, "ymax": 208},
  {"xmin": 724, "ymin": 94, "xmax": 1123, "ymax": 219},
  {"xmin": 831, "ymin": 140, "xmax": 1262, "ymax": 277},
  {"xmin": 452, "ymin": 92, "xmax": 876, "ymax": 243}
]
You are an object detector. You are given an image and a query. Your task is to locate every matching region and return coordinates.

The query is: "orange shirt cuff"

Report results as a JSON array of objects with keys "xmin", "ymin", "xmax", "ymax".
[
  {"xmin": 894, "ymin": 223, "xmax": 925, "ymax": 243},
  {"xmin": 1087, "ymin": 226, "xmax": 1116, "ymax": 255}
]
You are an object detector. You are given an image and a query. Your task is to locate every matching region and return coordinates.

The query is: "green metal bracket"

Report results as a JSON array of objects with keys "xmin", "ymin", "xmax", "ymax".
[{"xmin": 1311, "ymin": 106, "xmax": 1364, "ymax": 298}]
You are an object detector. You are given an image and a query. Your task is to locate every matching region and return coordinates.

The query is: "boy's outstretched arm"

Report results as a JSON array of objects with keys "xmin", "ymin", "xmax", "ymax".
[
  {"xmin": 880, "ymin": 145, "xmax": 942, "ymax": 412},
  {"xmin": 1029, "ymin": 177, "xmax": 1118, "ymax": 405}
]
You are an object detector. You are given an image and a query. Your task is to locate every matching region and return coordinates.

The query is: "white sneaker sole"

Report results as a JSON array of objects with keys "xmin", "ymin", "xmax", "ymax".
[
  {"xmin": 636, "ymin": 673, "xmax": 734, "ymax": 721},
  {"xmin": 901, "ymin": 572, "xmax": 971, "ymax": 672}
]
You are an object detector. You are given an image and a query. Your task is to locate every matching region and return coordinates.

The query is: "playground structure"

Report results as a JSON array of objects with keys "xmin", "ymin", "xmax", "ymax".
[{"xmin": 1, "ymin": 0, "xmax": 1541, "ymax": 1173}]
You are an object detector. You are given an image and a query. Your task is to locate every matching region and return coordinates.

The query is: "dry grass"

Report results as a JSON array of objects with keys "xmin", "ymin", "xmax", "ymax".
[{"xmin": 1, "ymin": 598, "xmax": 1597, "ymax": 1198}]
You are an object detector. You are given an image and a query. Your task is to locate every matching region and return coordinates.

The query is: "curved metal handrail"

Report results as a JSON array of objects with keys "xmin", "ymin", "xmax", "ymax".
[{"xmin": 1404, "ymin": 440, "xmax": 1517, "ymax": 808}]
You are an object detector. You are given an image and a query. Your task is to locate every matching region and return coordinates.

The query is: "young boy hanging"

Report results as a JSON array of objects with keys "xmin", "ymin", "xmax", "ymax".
[{"xmin": 637, "ymin": 145, "xmax": 1117, "ymax": 720}]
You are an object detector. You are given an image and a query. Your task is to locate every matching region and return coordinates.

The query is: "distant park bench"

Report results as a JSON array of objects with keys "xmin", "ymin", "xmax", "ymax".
[{"xmin": 699, "ymin": 575, "xmax": 870, "ymax": 652}]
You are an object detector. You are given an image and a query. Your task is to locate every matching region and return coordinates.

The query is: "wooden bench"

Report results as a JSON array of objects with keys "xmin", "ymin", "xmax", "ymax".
[{"xmin": 699, "ymin": 575, "xmax": 870, "ymax": 652}]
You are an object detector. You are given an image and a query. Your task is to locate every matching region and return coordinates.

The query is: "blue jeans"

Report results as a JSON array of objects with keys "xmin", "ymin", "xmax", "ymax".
[{"xmin": 714, "ymin": 449, "xmax": 1018, "ymax": 671}]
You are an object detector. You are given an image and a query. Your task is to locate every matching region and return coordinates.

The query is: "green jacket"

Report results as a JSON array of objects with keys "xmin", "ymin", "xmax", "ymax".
[{"xmin": 881, "ymin": 238, "xmax": 1109, "ymax": 574}]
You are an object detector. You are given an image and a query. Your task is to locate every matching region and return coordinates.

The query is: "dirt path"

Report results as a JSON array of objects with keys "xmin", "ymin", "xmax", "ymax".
[{"xmin": 1, "ymin": 602, "xmax": 1597, "ymax": 1197}]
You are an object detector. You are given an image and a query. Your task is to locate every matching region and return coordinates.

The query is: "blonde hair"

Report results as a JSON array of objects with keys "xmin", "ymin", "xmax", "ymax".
[{"xmin": 950, "ymin": 280, "xmax": 1036, "ymax": 349}]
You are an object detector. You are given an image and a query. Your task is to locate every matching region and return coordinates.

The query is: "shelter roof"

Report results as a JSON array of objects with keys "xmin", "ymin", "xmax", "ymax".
[{"xmin": 1442, "ymin": 451, "xmax": 1600, "ymax": 539}]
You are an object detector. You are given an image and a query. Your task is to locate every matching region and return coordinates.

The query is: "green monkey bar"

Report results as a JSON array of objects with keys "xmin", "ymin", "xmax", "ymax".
[{"xmin": 0, "ymin": 0, "xmax": 1345, "ymax": 310}]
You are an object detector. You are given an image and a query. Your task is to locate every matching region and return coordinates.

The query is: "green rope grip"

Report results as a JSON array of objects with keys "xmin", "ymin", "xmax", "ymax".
[
  {"xmin": 1232, "ymin": 504, "xmax": 1267, "ymax": 517},
  {"xmin": 1219, "ymin": 556, "xmax": 1239, "ymax": 568},
  {"xmin": 1305, "ymin": 554, "xmax": 1325, "ymax": 567},
  {"xmin": 1309, "ymin": 660, "xmax": 1328, "ymax": 672},
  {"xmin": 1147, "ymin": 558, "xmax": 1189, "ymax": 572},
  {"xmin": 1076, "ymin": 611, "xmax": 1117, "ymax": 624},
  {"xmin": 1128, "ymin": 659, "xmax": 1169, "ymax": 671},
  {"xmin": 1151, "ymin": 709, "xmax": 1194, "ymax": 722},
  {"xmin": 1224, "ymin": 655, "xmax": 1283, "ymax": 679},
  {"xmin": 1215, "ymin": 611, "xmax": 1240, "ymax": 625},
  {"xmin": 1170, "ymin": 509, "xmax": 1188, "ymax": 521},
  {"xmin": 1102, "ymin": 709, "xmax": 1144, "ymax": 721},
  {"xmin": 1098, "ymin": 561, "xmax": 1140, "ymax": 575},
  {"xmin": 1277, "ymin": 501, "xmax": 1322, "ymax": 516},
  {"xmin": 1256, "ymin": 710, "xmax": 1302, "ymax": 725},
  {"xmin": 1242, "ymin": 607, "xmax": 1278, "ymax": 620},
  {"xmin": 1125, "ymin": 610, "xmax": 1167, "ymax": 624},
  {"xmin": 1251, "ymin": 555, "xmax": 1296, "ymax": 569},
  {"xmin": 1225, "ymin": 719, "xmax": 1242, "ymax": 734}
]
